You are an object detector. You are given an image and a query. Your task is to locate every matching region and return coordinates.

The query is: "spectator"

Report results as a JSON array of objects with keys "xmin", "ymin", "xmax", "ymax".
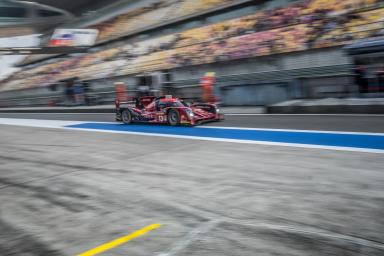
[
  {"xmin": 137, "ymin": 75, "xmax": 151, "ymax": 97},
  {"xmin": 73, "ymin": 78, "xmax": 85, "ymax": 105},
  {"xmin": 115, "ymin": 82, "xmax": 128, "ymax": 102},
  {"xmin": 64, "ymin": 79, "xmax": 75, "ymax": 106},
  {"xmin": 377, "ymin": 65, "xmax": 384, "ymax": 92},
  {"xmin": 83, "ymin": 81, "xmax": 96, "ymax": 106},
  {"xmin": 200, "ymin": 72, "xmax": 216, "ymax": 103},
  {"xmin": 354, "ymin": 66, "xmax": 369, "ymax": 93}
]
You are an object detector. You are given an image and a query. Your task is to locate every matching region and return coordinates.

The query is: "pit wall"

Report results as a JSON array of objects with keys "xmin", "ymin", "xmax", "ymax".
[{"xmin": 0, "ymin": 47, "xmax": 354, "ymax": 107}]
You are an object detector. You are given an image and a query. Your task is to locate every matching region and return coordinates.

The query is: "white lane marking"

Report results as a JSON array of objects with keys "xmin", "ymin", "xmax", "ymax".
[
  {"xmin": 0, "ymin": 112, "xmax": 109, "ymax": 115},
  {"xmin": 2, "ymin": 112, "xmax": 384, "ymax": 117},
  {"xmin": 0, "ymin": 118, "xmax": 84, "ymax": 128},
  {"xmin": 202, "ymin": 125, "xmax": 384, "ymax": 136},
  {"xmin": 59, "ymin": 128, "xmax": 384, "ymax": 154},
  {"xmin": 225, "ymin": 113, "xmax": 384, "ymax": 116},
  {"xmin": 1, "ymin": 114, "xmax": 382, "ymax": 135},
  {"xmin": 0, "ymin": 118, "xmax": 383, "ymax": 154},
  {"xmin": 157, "ymin": 220, "xmax": 220, "ymax": 256}
]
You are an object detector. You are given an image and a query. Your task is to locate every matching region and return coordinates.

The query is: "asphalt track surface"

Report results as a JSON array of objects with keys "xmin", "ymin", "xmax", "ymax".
[
  {"xmin": 0, "ymin": 113, "xmax": 384, "ymax": 256},
  {"xmin": 0, "ymin": 112, "xmax": 384, "ymax": 132}
]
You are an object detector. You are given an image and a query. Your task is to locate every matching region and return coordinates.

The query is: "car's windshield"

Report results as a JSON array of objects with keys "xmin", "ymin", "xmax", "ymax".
[
  {"xmin": 170, "ymin": 101, "xmax": 187, "ymax": 107},
  {"xmin": 158, "ymin": 100, "xmax": 187, "ymax": 108}
]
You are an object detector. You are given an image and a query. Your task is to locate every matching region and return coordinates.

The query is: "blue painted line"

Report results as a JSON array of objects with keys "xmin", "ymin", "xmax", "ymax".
[{"xmin": 66, "ymin": 123, "xmax": 384, "ymax": 150}]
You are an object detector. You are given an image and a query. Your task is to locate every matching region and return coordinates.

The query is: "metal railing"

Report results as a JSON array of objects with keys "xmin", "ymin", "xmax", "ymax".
[{"xmin": 0, "ymin": 64, "xmax": 355, "ymax": 108}]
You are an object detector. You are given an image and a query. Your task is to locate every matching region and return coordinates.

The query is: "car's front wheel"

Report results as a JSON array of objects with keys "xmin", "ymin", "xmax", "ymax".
[
  {"xmin": 167, "ymin": 109, "xmax": 180, "ymax": 126},
  {"xmin": 121, "ymin": 109, "xmax": 132, "ymax": 124}
]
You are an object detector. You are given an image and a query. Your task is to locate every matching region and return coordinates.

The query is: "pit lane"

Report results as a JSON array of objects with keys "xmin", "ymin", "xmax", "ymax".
[
  {"xmin": 0, "ymin": 116, "xmax": 383, "ymax": 256},
  {"xmin": 1, "ymin": 112, "xmax": 384, "ymax": 132}
]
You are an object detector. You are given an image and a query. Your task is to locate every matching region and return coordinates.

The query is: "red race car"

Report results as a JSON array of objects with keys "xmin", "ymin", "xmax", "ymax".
[{"xmin": 115, "ymin": 95, "xmax": 223, "ymax": 126}]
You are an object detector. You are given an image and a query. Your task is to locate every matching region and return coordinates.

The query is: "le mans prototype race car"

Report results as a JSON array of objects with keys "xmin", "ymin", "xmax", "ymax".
[{"xmin": 115, "ymin": 95, "xmax": 224, "ymax": 126}]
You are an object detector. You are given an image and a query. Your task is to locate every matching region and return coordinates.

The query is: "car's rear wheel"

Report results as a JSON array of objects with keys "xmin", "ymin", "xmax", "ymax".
[
  {"xmin": 121, "ymin": 109, "xmax": 132, "ymax": 124},
  {"xmin": 168, "ymin": 109, "xmax": 180, "ymax": 126}
]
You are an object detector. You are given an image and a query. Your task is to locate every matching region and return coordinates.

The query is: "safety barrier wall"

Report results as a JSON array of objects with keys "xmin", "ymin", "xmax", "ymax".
[{"xmin": 0, "ymin": 64, "xmax": 354, "ymax": 107}]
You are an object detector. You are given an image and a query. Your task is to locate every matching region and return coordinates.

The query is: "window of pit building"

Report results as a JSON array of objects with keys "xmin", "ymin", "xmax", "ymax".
[
  {"xmin": 0, "ymin": 7, "xmax": 27, "ymax": 18},
  {"xmin": 38, "ymin": 9, "xmax": 61, "ymax": 17}
]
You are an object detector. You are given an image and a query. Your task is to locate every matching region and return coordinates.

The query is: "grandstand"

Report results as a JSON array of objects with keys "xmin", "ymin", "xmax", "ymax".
[{"xmin": 1, "ymin": 0, "xmax": 384, "ymax": 106}]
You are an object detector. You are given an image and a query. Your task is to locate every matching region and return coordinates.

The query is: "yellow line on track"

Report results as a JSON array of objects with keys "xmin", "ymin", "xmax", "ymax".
[{"xmin": 77, "ymin": 223, "xmax": 161, "ymax": 256}]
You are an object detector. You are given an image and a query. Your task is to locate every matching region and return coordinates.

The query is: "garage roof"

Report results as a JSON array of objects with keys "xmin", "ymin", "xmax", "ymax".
[{"xmin": 25, "ymin": 0, "xmax": 123, "ymax": 16}]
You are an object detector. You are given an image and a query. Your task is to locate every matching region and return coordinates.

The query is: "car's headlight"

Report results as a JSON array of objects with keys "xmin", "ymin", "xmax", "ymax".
[
  {"xmin": 216, "ymin": 108, "xmax": 220, "ymax": 113},
  {"xmin": 186, "ymin": 109, "xmax": 194, "ymax": 118}
]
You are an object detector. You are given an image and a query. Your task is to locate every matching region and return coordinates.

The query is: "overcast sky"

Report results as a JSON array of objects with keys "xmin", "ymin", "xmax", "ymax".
[{"xmin": 0, "ymin": 35, "xmax": 40, "ymax": 80}]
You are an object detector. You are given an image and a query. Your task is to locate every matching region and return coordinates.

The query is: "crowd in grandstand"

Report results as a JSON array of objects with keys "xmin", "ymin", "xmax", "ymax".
[
  {"xmin": 1, "ymin": 0, "xmax": 384, "ymax": 92},
  {"xmin": 93, "ymin": 0, "xmax": 236, "ymax": 43}
]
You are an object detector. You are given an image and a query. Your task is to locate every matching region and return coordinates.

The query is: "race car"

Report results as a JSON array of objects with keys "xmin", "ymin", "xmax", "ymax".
[{"xmin": 115, "ymin": 95, "xmax": 223, "ymax": 126}]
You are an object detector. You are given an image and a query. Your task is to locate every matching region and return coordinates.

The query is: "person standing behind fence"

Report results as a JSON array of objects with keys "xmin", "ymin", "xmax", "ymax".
[
  {"xmin": 377, "ymin": 65, "xmax": 384, "ymax": 92},
  {"xmin": 200, "ymin": 72, "xmax": 216, "ymax": 103},
  {"xmin": 65, "ymin": 80, "xmax": 74, "ymax": 105},
  {"xmin": 115, "ymin": 82, "xmax": 128, "ymax": 103},
  {"xmin": 152, "ymin": 72, "xmax": 163, "ymax": 97},
  {"xmin": 354, "ymin": 66, "xmax": 368, "ymax": 94},
  {"xmin": 73, "ymin": 78, "xmax": 85, "ymax": 105},
  {"xmin": 83, "ymin": 81, "xmax": 93, "ymax": 105}
]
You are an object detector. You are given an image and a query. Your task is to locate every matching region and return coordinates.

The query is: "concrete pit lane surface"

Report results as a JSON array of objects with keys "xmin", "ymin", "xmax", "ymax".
[
  {"xmin": 1, "ymin": 112, "xmax": 384, "ymax": 132},
  {"xmin": 0, "ymin": 119, "xmax": 384, "ymax": 256}
]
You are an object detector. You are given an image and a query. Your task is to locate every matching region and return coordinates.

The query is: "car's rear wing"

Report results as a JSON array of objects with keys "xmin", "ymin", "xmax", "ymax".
[{"xmin": 115, "ymin": 99, "xmax": 137, "ymax": 109}]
